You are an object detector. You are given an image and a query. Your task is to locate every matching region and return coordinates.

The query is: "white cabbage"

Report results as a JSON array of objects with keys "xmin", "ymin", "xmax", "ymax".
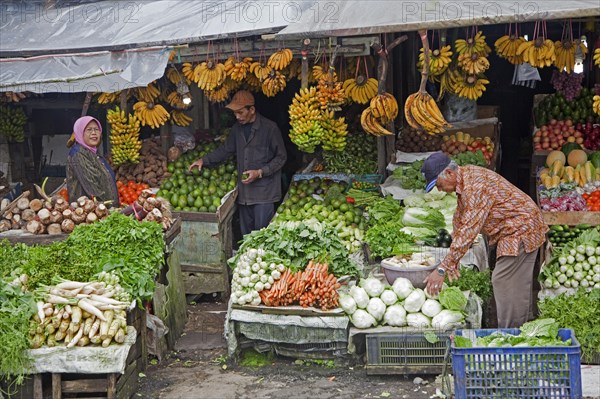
[
  {"xmin": 350, "ymin": 285, "xmax": 370, "ymax": 309},
  {"xmin": 362, "ymin": 277, "xmax": 385, "ymax": 298},
  {"xmin": 431, "ymin": 310, "xmax": 465, "ymax": 330},
  {"xmin": 403, "ymin": 288, "xmax": 426, "ymax": 313},
  {"xmin": 351, "ymin": 309, "xmax": 377, "ymax": 329},
  {"xmin": 421, "ymin": 299, "xmax": 443, "ymax": 318},
  {"xmin": 407, "ymin": 312, "xmax": 431, "ymax": 328},
  {"xmin": 366, "ymin": 297, "xmax": 386, "ymax": 321},
  {"xmin": 383, "ymin": 304, "xmax": 407, "ymax": 327},
  {"xmin": 339, "ymin": 294, "xmax": 357, "ymax": 315},
  {"xmin": 392, "ymin": 277, "xmax": 414, "ymax": 300},
  {"xmin": 380, "ymin": 290, "xmax": 399, "ymax": 306}
]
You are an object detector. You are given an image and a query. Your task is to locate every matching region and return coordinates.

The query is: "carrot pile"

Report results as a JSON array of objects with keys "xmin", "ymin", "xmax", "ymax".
[{"xmin": 259, "ymin": 261, "xmax": 341, "ymax": 310}]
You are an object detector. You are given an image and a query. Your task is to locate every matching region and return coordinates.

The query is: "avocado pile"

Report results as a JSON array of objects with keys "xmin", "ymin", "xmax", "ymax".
[
  {"xmin": 534, "ymin": 89, "xmax": 598, "ymax": 127},
  {"xmin": 156, "ymin": 143, "xmax": 237, "ymax": 212}
]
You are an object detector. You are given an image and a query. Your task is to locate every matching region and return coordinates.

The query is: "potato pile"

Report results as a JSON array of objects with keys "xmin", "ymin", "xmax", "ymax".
[
  {"xmin": 114, "ymin": 137, "xmax": 170, "ymax": 187},
  {"xmin": 396, "ymin": 127, "xmax": 443, "ymax": 153},
  {"xmin": 0, "ymin": 193, "xmax": 109, "ymax": 235}
]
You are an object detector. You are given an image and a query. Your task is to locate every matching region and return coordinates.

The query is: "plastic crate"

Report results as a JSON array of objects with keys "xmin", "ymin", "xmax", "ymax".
[
  {"xmin": 452, "ymin": 328, "xmax": 582, "ymax": 399},
  {"xmin": 366, "ymin": 330, "xmax": 453, "ymax": 375},
  {"xmin": 350, "ymin": 174, "xmax": 383, "ymax": 191}
]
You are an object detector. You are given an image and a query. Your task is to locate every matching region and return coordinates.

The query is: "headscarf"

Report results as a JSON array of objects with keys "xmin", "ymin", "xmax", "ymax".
[{"xmin": 72, "ymin": 116, "xmax": 102, "ymax": 154}]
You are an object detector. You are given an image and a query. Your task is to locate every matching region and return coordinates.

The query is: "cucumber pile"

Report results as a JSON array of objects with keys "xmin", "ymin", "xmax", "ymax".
[{"xmin": 548, "ymin": 224, "xmax": 593, "ymax": 247}]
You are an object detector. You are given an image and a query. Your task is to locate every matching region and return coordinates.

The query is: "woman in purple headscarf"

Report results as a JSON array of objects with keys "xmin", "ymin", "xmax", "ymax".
[{"xmin": 66, "ymin": 116, "xmax": 120, "ymax": 206}]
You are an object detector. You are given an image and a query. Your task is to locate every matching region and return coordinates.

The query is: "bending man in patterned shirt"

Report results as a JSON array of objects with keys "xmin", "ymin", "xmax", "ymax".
[{"xmin": 421, "ymin": 152, "xmax": 548, "ymax": 328}]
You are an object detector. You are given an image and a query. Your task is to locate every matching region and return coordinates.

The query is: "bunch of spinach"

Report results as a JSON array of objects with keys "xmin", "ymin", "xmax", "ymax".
[
  {"xmin": 0, "ymin": 278, "xmax": 36, "ymax": 389},
  {"xmin": 232, "ymin": 219, "xmax": 358, "ymax": 277},
  {"xmin": 448, "ymin": 266, "xmax": 493, "ymax": 302},
  {"xmin": 364, "ymin": 222, "xmax": 417, "ymax": 258},
  {"xmin": 538, "ymin": 288, "xmax": 600, "ymax": 362}
]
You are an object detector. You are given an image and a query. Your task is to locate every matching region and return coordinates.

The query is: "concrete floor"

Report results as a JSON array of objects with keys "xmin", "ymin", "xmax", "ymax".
[{"xmin": 581, "ymin": 365, "xmax": 600, "ymax": 398}]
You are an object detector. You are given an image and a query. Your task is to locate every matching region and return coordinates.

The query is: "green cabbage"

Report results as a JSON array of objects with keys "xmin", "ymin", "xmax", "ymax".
[{"xmin": 438, "ymin": 287, "xmax": 467, "ymax": 312}]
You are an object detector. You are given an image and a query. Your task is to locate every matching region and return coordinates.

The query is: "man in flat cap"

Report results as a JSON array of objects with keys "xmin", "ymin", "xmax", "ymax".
[{"xmin": 190, "ymin": 90, "xmax": 287, "ymax": 235}]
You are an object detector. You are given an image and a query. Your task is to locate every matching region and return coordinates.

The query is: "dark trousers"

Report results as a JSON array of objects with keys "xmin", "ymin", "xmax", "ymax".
[{"xmin": 239, "ymin": 203, "xmax": 274, "ymax": 236}]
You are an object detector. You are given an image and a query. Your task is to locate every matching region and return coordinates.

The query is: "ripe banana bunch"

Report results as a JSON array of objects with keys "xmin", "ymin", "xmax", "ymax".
[
  {"xmin": 204, "ymin": 85, "xmax": 230, "ymax": 103},
  {"xmin": 437, "ymin": 67, "xmax": 460, "ymax": 101},
  {"xmin": 494, "ymin": 35, "xmax": 526, "ymax": 65},
  {"xmin": 267, "ymin": 48, "xmax": 293, "ymax": 70},
  {"xmin": 170, "ymin": 110, "xmax": 193, "ymax": 127},
  {"xmin": 455, "ymin": 31, "xmax": 491, "ymax": 57},
  {"xmin": 134, "ymin": 83, "xmax": 160, "ymax": 103},
  {"xmin": 453, "ymin": 74, "xmax": 490, "ymax": 100},
  {"xmin": 457, "ymin": 53, "xmax": 490, "ymax": 75},
  {"xmin": 97, "ymin": 91, "xmax": 121, "ymax": 104},
  {"xmin": 289, "ymin": 87, "xmax": 322, "ymax": 153},
  {"xmin": 361, "ymin": 108, "xmax": 393, "ymax": 136},
  {"xmin": 250, "ymin": 62, "xmax": 273, "ymax": 81},
  {"xmin": 404, "ymin": 92, "xmax": 450, "ymax": 135},
  {"xmin": 228, "ymin": 57, "xmax": 253, "ymax": 81},
  {"xmin": 516, "ymin": 38, "xmax": 555, "ymax": 68},
  {"xmin": 320, "ymin": 110, "xmax": 348, "ymax": 151},
  {"xmin": 0, "ymin": 105, "xmax": 27, "ymax": 142},
  {"xmin": 182, "ymin": 63, "xmax": 196, "ymax": 82},
  {"xmin": 261, "ymin": 70, "xmax": 286, "ymax": 97},
  {"xmin": 167, "ymin": 91, "xmax": 192, "ymax": 109},
  {"xmin": 195, "ymin": 60, "xmax": 227, "ymax": 90},
  {"xmin": 107, "ymin": 106, "xmax": 141, "ymax": 166},
  {"xmin": 369, "ymin": 93, "xmax": 398, "ymax": 125},
  {"xmin": 343, "ymin": 76, "xmax": 378, "ymax": 104},
  {"xmin": 243, "ymin": 73, "xmax": 262, "ymax": 92},
  {"xmin": 166, "ymin": 67, "xmax": 190, "ymax": 86},
  {"xmin": 594, "ymin": 48, "xmax": 600, "ymax": 67},
  {"xmin": 317, "ymin": 73, "xmax": 346, "ymax": 111},
  {"xmin": 418, "ymin": 45, "xmax": 453, "ymax": 78},
  {"xmin": 312, "ymin": 65, "xmax": 328, "ymax": 82},
  {"xmin": 132, "ymin": 101, "xmax": 170, "ymax": 129},
  {"xmin": 593, "ymin": 95, "xmax": 600, "ymax": 116},
  {"xmin": 554, "ymin": 40, "xmax": 577, "ymax": 73}
]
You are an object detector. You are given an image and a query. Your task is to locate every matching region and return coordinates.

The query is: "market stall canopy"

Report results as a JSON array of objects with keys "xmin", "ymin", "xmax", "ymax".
[
  {"xmin": 275, "ymin": 1, "xmax": 600, "ymax": 39},
  {"xmin": 0, "ymin": 0, "xmax": 319, "ymax": 93}
]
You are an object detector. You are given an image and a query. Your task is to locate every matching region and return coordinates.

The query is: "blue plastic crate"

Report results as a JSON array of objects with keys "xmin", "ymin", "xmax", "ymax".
[{"xmin": 452, "ymin": 328, "xmax": 582, "ymax": 399}]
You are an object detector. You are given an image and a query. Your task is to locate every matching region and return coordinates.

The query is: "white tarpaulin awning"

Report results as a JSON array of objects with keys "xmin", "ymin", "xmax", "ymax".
[
  {"xmin": 0, "ymin": 0, "xmax": 320, "ymax": 93},
  {"xmin": 0, "ymin": 47, "xmax": 171, "ymax": 93},
  {"xmin": 275, "ymin": 1, "xmax": 600, "ymax": 39}
]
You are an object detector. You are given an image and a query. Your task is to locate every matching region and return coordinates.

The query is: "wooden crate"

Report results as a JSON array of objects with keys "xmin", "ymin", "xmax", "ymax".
[
  {"xmin": 534, "ymin": 179, "xmax": 600, "ymax": 226},
  {"xmin": 174, "ymin": 189, "xmax": 237, "ymax": 296}
]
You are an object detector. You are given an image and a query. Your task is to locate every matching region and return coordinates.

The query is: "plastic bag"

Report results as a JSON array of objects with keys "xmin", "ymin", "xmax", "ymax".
[
  {"xmin": 172, "ymin": 125, "xmax": 196, "ymax": 153},
  {"xmin": 146, "ymin": 313, "xmax": 169, "ymax": 361}
]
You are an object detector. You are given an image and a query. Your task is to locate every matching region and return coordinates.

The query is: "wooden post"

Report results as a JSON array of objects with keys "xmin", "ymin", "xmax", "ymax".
[
  {"xmin": 33, "ymin": 374, "xmax": 43, "ymax": 399},
  {"xmin": 80, "ymin": 92, "xmax": 93, "ymax": 117},
  {"xmin": 160, "ymin": 124, "xmax": 171, "ymax": 157},
  {"xmin": 51, "ymin": 373, "xmax": 61, "ymax": 399},
  {"xmin": 371, "ymin": 35, "xmax": 408, "ymax": 175},
  {"xmin": 300, "ymin": 39, "xmax": 310, "ymax": 89},
  {"xmin": 107, "ymin": 373, "xmax": 117, "ymax": 399}
]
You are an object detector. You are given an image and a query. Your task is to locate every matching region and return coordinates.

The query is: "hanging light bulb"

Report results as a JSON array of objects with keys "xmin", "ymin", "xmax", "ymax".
[
  {"xmin": 177, "ymin": 78, "xmax": 192, "ymax": 105},
  {"xmin": 574, "ymin": 36, "xmax": 586, "ymax": 74}
]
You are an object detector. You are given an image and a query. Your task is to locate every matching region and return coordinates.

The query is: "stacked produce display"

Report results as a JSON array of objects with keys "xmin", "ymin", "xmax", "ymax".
[
  {"xmin": 0, "ymin": 212, "xmax": 165, "ymax": 385},
  {"xmin": 156, "ymin": 142, "xmax": 237, "ymax": 212},
  {"xmin": 113, "ymin": 137, "xmax": 170, "ymax": 187}
]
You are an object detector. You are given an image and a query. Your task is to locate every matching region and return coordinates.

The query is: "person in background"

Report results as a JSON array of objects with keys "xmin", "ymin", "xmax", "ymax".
[
  {"xmin": 189, "ymin": 90, "xmax": 287, "ymax": 236},
  {"xmin": 421, "ymin": 152, "xmax": 547, "ymax": 328},
  {"xmin": 66, "ymin": 116, "xmax": 120, "ymax": 206}
]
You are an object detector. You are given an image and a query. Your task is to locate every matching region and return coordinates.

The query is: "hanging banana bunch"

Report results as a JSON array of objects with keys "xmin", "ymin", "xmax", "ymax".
[
  {"xmin": 228, "ymin": 57, "xmax": 253, "ymax": 82},
  {"xmin": 97, "ymin": 92, "xmax": 121, "ymax": 104},
  {"xmin": 181, "ymin": 63, "xmax": 197, "ymax": 83},
  {"xmin": 204, "ymin": 85, "xmax": 230, "ymax": 103},
  {"xmin": 516, "ymin": 22, "xmax": 555, "ymax": 68},
  {"xmin": 134, "ymin": 83, "xmax": 160, "ymax": 103},
  {"xmin": 594, "ymin": 48, "xmax": 600, "ymax": 67},
  {"xmin": 343, "ymin": 56, "xmax": 378, "ymax": 104},
  {"xmin": 404, "ymin": 30, "xmax": 451, "ymax": 135},
  {"xmin": 166, "ymin": 91, "xmax": 192, "ymax": 109},
  {"xmin": 361, "ymin": 106, "xmax": 394, "ymax": 136},
  {"xmin": 0, "ymin": 105, "xmax": 27, "ymax": 142},
  {"xmin": 494, "ymin": 26, "xmax": 526, "ymax": 65},
  {"xmin": 132, "ymin": 101, "xmax": 170, "ymax": 129},
  {"xmin": 455, "ymin": 31, "xmax": 491, "ymax": 58},
  {"xmin": 261, "ymin": 69, "xmax": 287, "ymax": 97},
  {"xmin": 195, "ymin": 59, "xmax": 227, "ymax": 90},
  {"xmin": 369, "ymin": 93, "xmax": 398, "ymax": 126},
  {"xmin": 316, "ymin": 71, "xmax": 346, "ymax": 112},
  {"xmin": 166, "ymin": 67, "xmax": 191, "ymax": 86},
  {"xmin": 267, "ymin": 48, "xmax": 293, "ymax": 70},
  {"xmin": 250, "ymin": 61, "xmax": 273, "ymax": 81},
  {"xmin": 418, "ymin": 45, "xmax": 453, "ymax": 80},
  {"xmin": 457, "ymin": 52, "xmax": 490, "ymax": 75},
  {"xmin": 453, "ymin": 73, "xmax": 490, "ymax": 100},
  {"xmin": 320, "ymin": 110, "xmax": 348, "ymax": 151},
  {"xmin": 281, "ymin": 58, "xmax": 302, "ymax": 81},
  {"xmin": 243, "ymin": 73, "xmax": 263, "ymax": 92},
  {"xmin": 592, "ymin": 95, "xmax": 600, "ymax": 116},
  {"xmin": 107, "ymin": 106, "xmax": 141, "ymax": 166},
  {"xmin": 554, "ymin": 40, "xmax": 577, "ymax": 73},
  {"xmin": 288, "ymin": 87, "xmax": 323, "ymax": 153},
  {"xmin": 170, "ymin": 110, "xmax": 193, "ymax": 127}
]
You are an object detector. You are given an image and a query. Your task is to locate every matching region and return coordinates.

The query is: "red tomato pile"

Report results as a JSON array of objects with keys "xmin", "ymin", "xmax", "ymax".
[
  {"xmin": 582, "ymin": 191, "xmax": 600, "ymax": 211},
  {"xmin": 117, "ymin": 181, "xmax": 150, "ymax": 205}
]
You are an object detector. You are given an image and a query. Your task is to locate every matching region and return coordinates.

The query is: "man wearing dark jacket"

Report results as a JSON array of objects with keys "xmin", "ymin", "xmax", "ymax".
[{"xmin": 189, "ymin": 90, "xmax": 287, "ymax": 235}]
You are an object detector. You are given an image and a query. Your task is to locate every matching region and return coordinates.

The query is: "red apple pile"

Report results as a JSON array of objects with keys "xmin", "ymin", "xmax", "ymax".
[
  {"xmin": 581, "ymin": 122, "xmax": 600, "ymax": 151},
  {"xmin": 533, "ymin": 119, "xmax": 584, "ymax": 152}
]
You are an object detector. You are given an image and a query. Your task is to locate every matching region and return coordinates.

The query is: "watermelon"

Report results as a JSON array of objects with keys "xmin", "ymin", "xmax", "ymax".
[
  {"xmin": 561, "ymin": 143, "xmax": 582, "ymax": 158},
  {"xmin": 590, "ymin": 151, "xmax": 600, "ymax": 170}
]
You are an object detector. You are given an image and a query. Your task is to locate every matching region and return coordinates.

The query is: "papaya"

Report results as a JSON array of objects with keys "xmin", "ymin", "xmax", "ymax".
[
  {"xmin": 567, "ymin": 149, "xmax": 587, "ymax": 167},
  {"xmin": 546, "ymin": 150, "xmax": 566, "ymax": 168}
]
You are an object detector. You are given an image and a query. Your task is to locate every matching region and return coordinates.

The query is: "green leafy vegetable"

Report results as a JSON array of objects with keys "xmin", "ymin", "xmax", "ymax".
[
  {"xmin": 402, "ymin": 207, "xmax": 445, "ymax": 231},
  {"xmin": 538, "ymin": 288, "xmax": 600, "ymax": 362},
  {"xmin": 438, "ymin": 287, "xmax": 468, "ymax": 312},
  {"xmin": 520, "ymin": 318, "xmax": 559, "ymax": 339},
  {"xmin": 474, "ymin": 319, "xmax": 570, "ymax": 348},
  {"xmin": 424, "ymin": 330, "xmax": 439, "ymax": 344},
  {"xmin": 392, "ymin": 160, "xmax": 426, "ymax": 191},
  {"xmin": 451, "ymin": 150, "xmax": 487, "ymax": 167},
  {"xmin": 365, "ymin": 222, "xmax": 417, "ymax": 258},
  {"xmin": 453, "ymin": 335, "xmax": 473, "ymax": 348},
  {"xmin": 448, "ymin": 266, "xmax": 492, "ymax": 302}
]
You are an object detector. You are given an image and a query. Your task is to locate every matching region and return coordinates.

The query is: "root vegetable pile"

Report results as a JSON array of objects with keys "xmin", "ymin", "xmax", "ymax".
[
  {"xmin": 30, "ymin": 275, "xmax": 131, "ymax": 349},
  {"xmin": 114, "ymin": 137, "xmax": 170, "ymax": 187},
  {"xmin": 121, "ymin": 190, "xmax": 174, "ymax": 230},
  {"xmin": 259, "ymin": 261, "xmax": 341, "ymax": 310}
]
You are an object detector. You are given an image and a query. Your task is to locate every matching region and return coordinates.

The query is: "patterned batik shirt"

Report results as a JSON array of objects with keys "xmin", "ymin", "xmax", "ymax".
[{"xmin": 439, "ymin": 165, "xmax": 548, "ymax": 271}]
